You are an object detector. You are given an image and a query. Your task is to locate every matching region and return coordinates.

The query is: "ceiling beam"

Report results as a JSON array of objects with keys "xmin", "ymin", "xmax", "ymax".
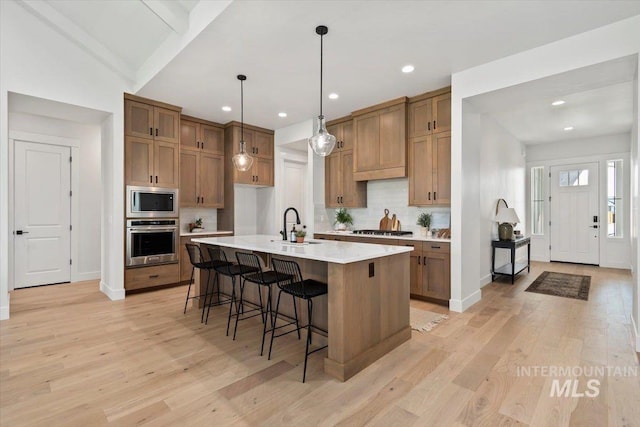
[
  {"xmin": 16, "ymin": 0, "xmax": 135, "ymax": 83},
  {"xmin": 141, "ymin": 0, "xmax": 189, "ymax": 34}
]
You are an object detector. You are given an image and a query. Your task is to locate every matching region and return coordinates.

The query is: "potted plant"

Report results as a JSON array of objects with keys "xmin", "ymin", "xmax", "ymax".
[
  {"xmin": 296, "ymin": 226, "xmax": 307, "ymax": 243},
  {"xmin": 416, "ymin": 212, "xmax": 432, "ymax": 237},
  {"xmin": 334, "ymin": 208, "xmax": 353, "ymax": 231},
  {"xmin": 190, "ymin": 218, "xmax": 204, "ymax": 232}
]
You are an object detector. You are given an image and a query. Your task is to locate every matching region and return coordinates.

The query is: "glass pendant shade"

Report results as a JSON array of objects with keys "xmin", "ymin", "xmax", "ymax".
[
  {"xmin": 232, "ymin": 140, "xmax": 253, "ymax": 171},
  {"xmin": 308, "ymin": 115, "xmax": 336, "ymax": 157}
]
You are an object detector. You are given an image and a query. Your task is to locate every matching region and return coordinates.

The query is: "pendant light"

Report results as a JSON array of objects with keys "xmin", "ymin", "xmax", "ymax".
[
  {"xmin": 308, "ymin": 25, "xmax": 336, "ymax": 157},
  {"xmin": 232, "ymin": 74, "xmax": 254, "ymax": 171}
]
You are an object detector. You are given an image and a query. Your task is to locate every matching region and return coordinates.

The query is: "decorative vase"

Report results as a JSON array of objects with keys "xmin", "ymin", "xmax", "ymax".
[
  {"xmin": 336, "ymin": 223, "xmax": 347, "ymax": 231},
  {"xmin": 427, "ymin": 230, "xmax": 433, "ymax": 237},
  {"xmin": 296, "ymin": 236, "xmax": 305, "ymax": 243},
  {"xmin": 420, "ymin": 227, "xmax": 428, "ymax": 236}
]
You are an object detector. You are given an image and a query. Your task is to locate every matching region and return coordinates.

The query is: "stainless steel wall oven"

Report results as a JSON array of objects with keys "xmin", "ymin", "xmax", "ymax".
[{"xmin": 126, "ymin": 219, "xmax": 178, "ymax": 267}]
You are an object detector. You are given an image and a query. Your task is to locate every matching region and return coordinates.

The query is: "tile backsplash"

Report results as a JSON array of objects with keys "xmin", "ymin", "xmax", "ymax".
[
  {"xmin": 315, "ymin": 178, "xmax": 450, "ymax": 233},
  {"xmin": 180, "ymin": 208, "xmax": 218, "ymax": 233}
]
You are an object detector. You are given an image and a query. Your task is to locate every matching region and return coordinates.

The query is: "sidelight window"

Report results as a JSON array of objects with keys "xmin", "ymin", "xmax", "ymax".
[
  {"xmin": 531, "ymin": 166, "xmax": 544, "ymax": 235},
  {"xmin": 607, "ymin": 160, "xmax": 623, "ymax": 238}
]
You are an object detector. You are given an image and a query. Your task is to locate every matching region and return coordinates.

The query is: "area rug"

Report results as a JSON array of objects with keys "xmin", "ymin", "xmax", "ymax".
[
  {"xmin": 410, "ymin": 307, "xmax": 449, "ymax": 333},
  {"xmin": 525, "ymin": 271, "xmax": 591, "ymax": 301}
]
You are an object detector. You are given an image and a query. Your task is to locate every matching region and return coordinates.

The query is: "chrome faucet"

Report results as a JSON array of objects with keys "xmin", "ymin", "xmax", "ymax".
[{"xmin": 281, "ymin": 207, "xmax": 301, "ymax": 240}]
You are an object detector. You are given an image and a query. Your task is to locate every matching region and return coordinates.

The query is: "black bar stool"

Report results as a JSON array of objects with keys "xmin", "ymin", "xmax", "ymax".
[
  {"xmin": 204, "ymin": 246, "xmax": 259, "ymax": 330},
  {"xmin": 183, "ymin": 243, "xmax": 232, "ymax": 323},
  {"xmin": 233, "ymin": 252, "xmax": 290, "ymax": 353},
  {"xmin": 268, "ymin": 258, "xmax": 328, "ymax": 383}
]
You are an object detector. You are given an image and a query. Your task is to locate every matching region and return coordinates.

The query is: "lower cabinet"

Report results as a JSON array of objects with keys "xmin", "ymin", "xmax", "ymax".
[{"xmin": 125, "ymin": 263, "xmax": 180, "ymax": 291}]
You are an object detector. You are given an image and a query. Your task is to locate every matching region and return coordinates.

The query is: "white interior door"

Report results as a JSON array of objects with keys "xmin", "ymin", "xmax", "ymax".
[
  {"xmin": 549, "ymin": 162, "xmax": 599, "ymax": 264},
  {"xmin": 14, "ymin": 141, "xmax": 71, "ymax": 288}
]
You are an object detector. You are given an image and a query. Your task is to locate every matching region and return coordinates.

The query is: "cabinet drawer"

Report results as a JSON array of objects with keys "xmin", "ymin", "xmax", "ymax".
[
  {"xmin": 423, "ymin": 242, "xmax": 450, "ymax": 253},
  {"xmin": 125, "ymin": 263, "xmax": 180, "ymax": 290}
]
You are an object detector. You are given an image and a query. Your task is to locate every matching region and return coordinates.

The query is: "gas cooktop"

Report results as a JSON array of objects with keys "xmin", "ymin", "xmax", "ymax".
[{"xmin": 352, "ymin": 229, "xmax": 413, "ymax": 236}]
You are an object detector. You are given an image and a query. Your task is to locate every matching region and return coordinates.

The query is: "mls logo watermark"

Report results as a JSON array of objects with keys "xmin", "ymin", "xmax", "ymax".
[{"xmin": 516, "ymin": 365, "xmax": 638, "ymax": 398}]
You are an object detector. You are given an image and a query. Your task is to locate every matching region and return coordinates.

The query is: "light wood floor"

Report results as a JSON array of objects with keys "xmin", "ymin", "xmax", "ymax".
[{"xmin": 1, "ymin": 262, "xmax": 639, "ymax": 426}]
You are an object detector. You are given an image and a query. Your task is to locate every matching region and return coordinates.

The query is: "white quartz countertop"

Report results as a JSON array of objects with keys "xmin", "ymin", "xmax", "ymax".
[
  {"xmin": 180, "ymin": 230, "xmax": 233, "ymax": 237},
  {"xmin": 191, "ymin": 234, "xmax": 413, "ymax": 264},
  {"xmin": 314, "ymin": 231, "xmax": 451, "ymax": 243}
]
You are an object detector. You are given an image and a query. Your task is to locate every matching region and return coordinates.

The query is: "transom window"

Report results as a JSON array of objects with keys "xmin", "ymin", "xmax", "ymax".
[{"xmin": 559, "ymin": 169, "xmax": 589, "ymax": 187}]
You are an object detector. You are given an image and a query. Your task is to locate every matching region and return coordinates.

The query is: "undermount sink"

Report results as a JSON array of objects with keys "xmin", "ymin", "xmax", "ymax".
[{"xmin": 270, "ymin": 240, "xmax": 322, "ymax": 245}]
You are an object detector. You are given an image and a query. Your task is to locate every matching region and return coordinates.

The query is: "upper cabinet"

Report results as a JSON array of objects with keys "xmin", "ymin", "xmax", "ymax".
[
  {"xmin": 124, "ymin": 95, "xmax": 181, "ymax": 187},
  {"xmin": 225, "ymin": 122, "xmax": 274, "ymax": 187},
  {"xmin": 408, "ymin": 92, "xmax": 451, "ymax": 138},
  {"xmin": 125, "ymin": 99, "xmax": 180, "ymax": 144},
  {"xmin": 353, "ymin": 97, "xmax": 408, "ymax": 181},
  {"xmin": 180, "ymin": 116, "xmax": 224, "ymax": 154},
  {"xmin": 326, "ymin": 116, "xmax": 366, "ymax": 208}
]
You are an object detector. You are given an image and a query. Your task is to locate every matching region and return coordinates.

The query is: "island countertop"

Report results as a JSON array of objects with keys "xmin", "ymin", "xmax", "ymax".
[{"xmin": 191, "ymin": 234, "xmax": 413, "ymax": 264}]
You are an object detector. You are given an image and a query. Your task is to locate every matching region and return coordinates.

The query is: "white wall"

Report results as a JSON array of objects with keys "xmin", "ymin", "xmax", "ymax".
[
  {"xmin": 631, "ymin": 69, "xmax": 640, "ymax": 351},
  {"xmin": 526, "ymin": 134, "xmax": 631, "ymax": 269},
  {"xmin": 1, "ymin": 0, "xmax": 131, "ymax": 319},
  {"xmin": 9, "ymin": 113, "xmax": 102, "ymax": 280},
  {"xmin": 451, "ymin": 15, "xmax": 640, "ymax": 314},
  {"xmin": 234, "ymin": 186, "xmax": 258, "ymax": 235}
]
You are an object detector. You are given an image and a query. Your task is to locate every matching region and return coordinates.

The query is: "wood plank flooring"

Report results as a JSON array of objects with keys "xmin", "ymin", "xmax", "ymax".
[{"xmin": 1, "ymin": 262, "xmax": 639, "ymax": 426}]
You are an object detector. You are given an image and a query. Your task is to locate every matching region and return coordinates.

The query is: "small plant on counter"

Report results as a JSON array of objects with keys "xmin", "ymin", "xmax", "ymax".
[
  {"xmin": 296, "ymin": 226, "xmax": 307, "ymax": 243},
  {"xmin": 334, "ymin": 208, "xmax": 353, "ymax": 231},
  {"xmin": 194, "ymin": 218, "xmax": 203, "ymax": 228},
  {"xmin": 417, "ymin": 212, "xmax": 432, "ymax": 236}
]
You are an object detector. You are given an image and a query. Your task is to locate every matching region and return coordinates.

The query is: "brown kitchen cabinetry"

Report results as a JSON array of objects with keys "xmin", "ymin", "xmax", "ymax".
[
  {"xmin": 180, "ymin": 116, "xmax": 224, "ymax": 154},
  {"xmin": 125, "ymin": 263, "xmax": 180, "ymax": 291},
  {"xmin": 353, "ymin": 97, "xmax": 408, "ymax": 181},
  {"xmin": 125, "ymin": 99, "xmax": 180, "ymax": 144},
  {"xmin": 408, "ymin": 91, "xmax": 451, "ymax": 138},
  {"xmin": 225, "ymin": 122, "xmax": 274, "ymax": 186},
  {"xmin": 180, "ymin": 149, "xmax": 224, "ymax": 208},
  {"xmin": 326, "ymin": 117, "xmax": 366, "ymax": 208},
  {"xmin": 409, "ymin": 131, "xmax": 450, "ymax": 206},
  {"xmin": 327, "ymin": 117, "xmax": 353, "ymax": 152}
]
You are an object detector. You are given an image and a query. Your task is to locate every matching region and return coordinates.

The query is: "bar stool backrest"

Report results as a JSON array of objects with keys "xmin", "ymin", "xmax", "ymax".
[
  {"xmin": 185, "ymin": 243, "xmax": 207, "ymax": 268},
  {"xmin": 271, "ymin": 258, "xmax": 304, "ymax": 293},
  {"xmin": 235, "ymin": 252, "xmax": 265, "ymax": 279},
  {"xmin": 206, "ymin": 245, "xmax": 232, "ymax": 274}
]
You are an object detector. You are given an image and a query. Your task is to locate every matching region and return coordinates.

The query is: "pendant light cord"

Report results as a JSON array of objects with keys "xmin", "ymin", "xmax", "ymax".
[
  {"xmin": 241, "ymin": 78, "xmax": 244, "ymax": 143},
  {"xmin": 320, "ymin": 32, "xmax": 323, "ymax": 117}
]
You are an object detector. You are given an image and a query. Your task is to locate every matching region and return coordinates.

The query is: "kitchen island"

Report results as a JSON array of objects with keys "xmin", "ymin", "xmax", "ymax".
[{"xmin": 191, "ymin": 234, "xmax": 412, "ymax": 381}]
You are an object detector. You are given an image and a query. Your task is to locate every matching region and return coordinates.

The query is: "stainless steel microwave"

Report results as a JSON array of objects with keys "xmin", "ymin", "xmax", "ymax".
[{"xmin": 126, "ymin": 186, "xmax": 178, "ymax": 218}]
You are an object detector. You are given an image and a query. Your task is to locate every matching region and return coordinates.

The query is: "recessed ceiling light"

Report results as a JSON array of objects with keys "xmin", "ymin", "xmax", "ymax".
[
  {"xmin": 222, "ymin": 106, "xmax": 232, "ymax": 112},
  {"xmin": 328, "ymin": 93, "xmax": 339, "ymax": 100},
  {"xmin": 402, "ymin": 65, "xmax": 415, "ymax": 73},
  {"xmin": 552, "ymin": 100, "xmax": 565, "ymax": 106},
  {"xmin": 278, "ymin": 112, "xmax": 287, "ymax": 118},
  {"xmin": 564, "ymin": 126, "xmax": 574, "ymax": 131}
]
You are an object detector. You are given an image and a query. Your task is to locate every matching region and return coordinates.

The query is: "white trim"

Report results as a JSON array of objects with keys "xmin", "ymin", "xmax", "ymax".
[
  {"xmin": 0, "ymin": 294, "xmax": 9, "ymax": 320},
  {"xmin": 449, "ymin": 289, "xmax": 482, "ymax": 313},
  {"xmin": 8, "ymin": 132, "xmax": 83, "ymax": 290},
  {"xmin": 631, "ymin": 313, "xmax": 640, "ymax": 353},
  {"xmin": 480, "ymin": 273, "xmax": 492, "ymax": 287},
  {"xmin": 100, "ymin": 280, "xmax": 125, "ymax": 301},
  {"xmin": 77, "ymin": 271, "xmax": 101, "ymax": 282}
]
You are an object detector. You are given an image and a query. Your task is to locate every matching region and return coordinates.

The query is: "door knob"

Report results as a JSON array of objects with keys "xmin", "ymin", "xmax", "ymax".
[{"xmin": 15, "ymin": 230, "xmax": 29, "ymax": 235}]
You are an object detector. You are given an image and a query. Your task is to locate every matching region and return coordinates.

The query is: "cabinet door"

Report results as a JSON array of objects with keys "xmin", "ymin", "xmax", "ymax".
[
  {"xmin": 327, "ymin": 124, "xmax": 342, "ymax": 150},
  {"xmin": 340, "ymin": 151, "xmax": 366, "ymax": 207},
  {"xmin": 154, "ymin": 107, "xmax": 180, "ymax": 144},
  {"xmin": 234, "ymin": 164, "xmax": 254, "ymax": 185},
  {"xmin": 180, "ymin": 150, "xmax": 199, "ymax": 207},
  {"xmin": 354, "ymin": 112, "xmax": 379, "ymax": 172},
  {"xmin": 408, "ymin": 98, "xmax": 433, "ymax": 138},
  {"xmin": 409, "ymin": 136, "xmax": 433, "ymax": 206},
  {"xmin": 423, "ymin": 252, "xmax": 450, "ymax": 300},
  {"xmin": 200, "ymin": 153, "xmax": 224, "ymax": 207},
  {"xmin": 432, "ymin": 132, "xmax": 451, "ymax": 205},
  {"xmin": 233, "ymin": 128, "xmax": 255, "ymax": 155},
  {"xmin": 125, "ymin": 100, "xmax": 154, "ymax": 139},
  {"xmin": 379, "ymin": 104, "xmax": 406, "ymax": 169},
  {"xmin": 253, "ymin": 131, "xmax": 273, "ymax": 159},
  {"xmin": 255, "ymin": 158, "xmax": 273, "ymax": 186},
  {"xmin": 125, "ymin": 137, "xmax": 154, "ymax": 186},
  {"xmin": 200, "ymin": 124, "xmax": 224, "ymax": 154},
  {"xmin": 325, "ymin": 153, "xmax": 342, "ymax": 208},
  {"xmin": 154, "ymin": 141, "xmax": 180, "ymax": 188},
  {"xmin": 432, "ymin": 93, "xmax": 451, "ymax": 134},
  {"xmin": 180, "ymin": 120, "xmax": 199, "ymax": 150},
  {"xmin": 409, "ymin": 250, "xmax": 423, "ymax": 295},
  {"xmin": 341, "ymin": 121, "xmax": 353, "ymax": 151}
]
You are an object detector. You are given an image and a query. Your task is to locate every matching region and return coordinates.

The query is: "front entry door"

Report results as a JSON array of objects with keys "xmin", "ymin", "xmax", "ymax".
[
  {"xmin": 549, "ymin": 162, "xmax": 599, "ymax": 264},
  {"xmin": 14, "ymin": 141, "xmax": 71, "ymax": 288}
]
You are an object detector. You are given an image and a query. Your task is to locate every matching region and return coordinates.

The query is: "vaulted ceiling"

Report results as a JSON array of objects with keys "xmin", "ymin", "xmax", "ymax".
[{"xmin": 17, "ymin": 0, "xmax": 640, "ymax": 137}]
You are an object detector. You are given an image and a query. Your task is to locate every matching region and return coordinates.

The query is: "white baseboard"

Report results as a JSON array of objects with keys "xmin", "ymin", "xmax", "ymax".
[
  {"xmin": 77, "ymin": 271, "xmax": 101, "ymax": 282},
  {"xmin": 449, "ymin": 289, "xmax": 482, "ymax": 313},
  {"xmin": 100, "ymin": 280, "xmax": 125, "ymax": 301},
  {"xmin": 0, "ymin": 293, "xmax": 10, "ymax": 320},
  {"xmin": 599, "ymin": 262, "xmax": 632, "ymax": 270},
  {"xmin": 631, "ymin": 313, "xmax": 640, "ymax": 353},
  {"xmin": 480, "ymin": 273, "xmax": 492, "ymax": 287}
]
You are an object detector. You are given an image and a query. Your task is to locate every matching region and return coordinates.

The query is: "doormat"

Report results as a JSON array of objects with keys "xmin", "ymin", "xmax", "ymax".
[
  {"xmin": 525, "ymin": 271, "xmax": 591, "ymax": 301},
  {"xmin": 410, "ymin": 307, "xmax": 449, "ymax": 333}
]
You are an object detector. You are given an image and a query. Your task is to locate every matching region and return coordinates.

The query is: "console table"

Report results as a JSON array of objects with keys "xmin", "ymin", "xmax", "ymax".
[{"xmin": 491, "ymin": 236, "xmax": 531, "ymax": 284}]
